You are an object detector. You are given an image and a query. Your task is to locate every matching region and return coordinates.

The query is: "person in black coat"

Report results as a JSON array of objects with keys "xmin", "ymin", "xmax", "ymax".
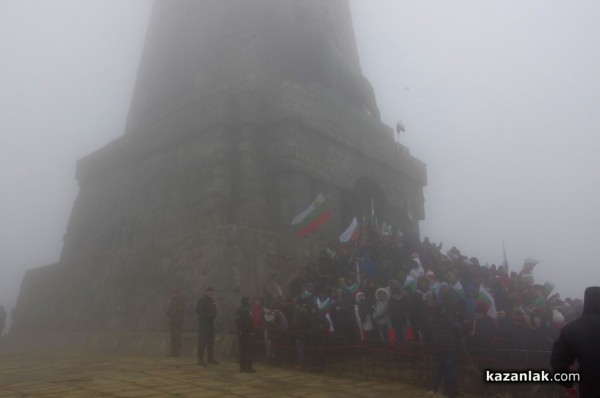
[
  {"xmin": 467, "ymin": 304, "xmax": 495, "ymax": 361},
  {"xmin": 551, "ymin": 286, "xmax": 600, "ymax": 398},
  {"xmin": 196, "ymin": 286, "xmax": 219, "ymax": 367},
  {"xmin": 388, "ymin": 287, "xmax": 409, "ymax": 351},
  {"xmin": 408, "ymin": 287, "xmax": 426, "ymax": 343},
  {"xmin": 425, "ymin": 303, "xmax": 460, "ymax": 398},
  {"xmin": 236, "ymin": 297, "xmax": 256, "ymax": 373}
]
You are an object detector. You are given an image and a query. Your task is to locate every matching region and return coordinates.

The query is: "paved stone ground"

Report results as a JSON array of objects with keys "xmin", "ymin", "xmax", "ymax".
[{"xmin": 0, "ymin": 348, "xmax": 464, "ymax": 398}]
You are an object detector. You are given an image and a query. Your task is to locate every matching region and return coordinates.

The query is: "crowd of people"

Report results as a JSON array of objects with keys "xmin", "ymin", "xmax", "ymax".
[
  {"xmin": 164, "ymin": 222, "xmax": 589, "ymax": 396},
  {"xmin": 243, "ymin": 223, "xmax": 584, "ymax": 396},
  {"xmin": 254, "ymin": 224, "xmax": 580, "ymax": 351}
]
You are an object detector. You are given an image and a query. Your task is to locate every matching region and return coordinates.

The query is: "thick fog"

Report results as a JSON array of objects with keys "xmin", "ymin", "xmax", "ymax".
[{"xmin": 1, "ymin": 0, "xmax": 598, "ymax": 331}]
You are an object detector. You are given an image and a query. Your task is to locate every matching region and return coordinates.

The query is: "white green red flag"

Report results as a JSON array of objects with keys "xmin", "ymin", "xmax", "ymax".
[
  {"xmin": 291, "ymin": 193, "xmax": 332, "ymax": 237},
  {"xmin": 339, "ymin": 217, "xmax": 359, "ymax": 243},
  {"xmin": 478, "ymin": 286, "xmax": 498, "ymax": 319}
]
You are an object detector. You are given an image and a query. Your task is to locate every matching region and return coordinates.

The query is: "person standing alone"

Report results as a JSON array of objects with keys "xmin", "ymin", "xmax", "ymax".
[
  {"xmin": 196, "ymin": 287, "xmax": 219, "ymax": 366},
  {"xmin": 236, "ymin": 297, "xmax": 256, "ymax": 372},
  {"xmin": 551, "ymin": 286, "xmax": 600, "ymax": 398}
]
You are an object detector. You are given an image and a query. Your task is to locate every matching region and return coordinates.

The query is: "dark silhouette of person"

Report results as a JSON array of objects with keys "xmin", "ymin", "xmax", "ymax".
[
  {"xmin": 196, "ymin": 286, "xmax": 219, "ymax": 367},
  {"xmin": 425, "ymin": 303, "xmax": 460, "ymax": 398},
  {"xmin": 235, "ymin": 297, "xmax": 256, "ymax": 373},
  {"xmin": 551, "ymin": 286, "xmax": 600, "ymax": 398}
]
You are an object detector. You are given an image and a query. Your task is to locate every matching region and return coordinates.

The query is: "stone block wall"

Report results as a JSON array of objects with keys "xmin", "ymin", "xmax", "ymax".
[
  {"xmin": 14, "ymin": 81, "xmax": 426, "ymax": 335},
  {"xmin": 13, "ymin": 226, "xmax": 326, "ymax": 334},
  {"xmin": 13, "ymin": 0, "xmax": 426, "ymax": 336}
]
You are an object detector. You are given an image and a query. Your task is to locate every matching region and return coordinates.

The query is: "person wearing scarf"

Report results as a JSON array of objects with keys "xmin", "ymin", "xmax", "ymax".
[
  {"xmin": 373, "ymin": 287, "xmax": 390, "ymax": 343},
  {"xmin": 354, "ymin": 291, "xmax": 374, "ymax": 341}
]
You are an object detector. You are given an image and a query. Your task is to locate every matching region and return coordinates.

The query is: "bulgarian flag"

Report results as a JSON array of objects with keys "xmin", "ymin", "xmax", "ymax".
[
  {"xmin": 339, "ymin": 217, "xmax": 359, "ymax": 243},
  {"xmin": 478, "ymin": 286, "xmax": 498, "ymax": 319},
  {"xmin": 291, "ymin": 193, "xmax": 332, "ymax": 237}
]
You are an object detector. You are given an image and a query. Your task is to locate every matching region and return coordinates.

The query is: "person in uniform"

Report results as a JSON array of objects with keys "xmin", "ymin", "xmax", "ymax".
[
  {"xmin": 236, "ymin": 297, "xmax": 256, "ymax": 372},
  {"xmin": 196, "ymin": 286, "xmax": 219, "ymax": 366},
  {"xmin": 166, "ymin": 289, "xmax": 185, "ymax": 356}
]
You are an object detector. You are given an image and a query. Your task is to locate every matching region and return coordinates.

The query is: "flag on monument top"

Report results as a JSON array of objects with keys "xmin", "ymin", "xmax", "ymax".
[
  {"xmin": 394, "ymin": 121, "xmax": 404, "ymax": 145},
  {"xmin": 339, "ymin": 217, "xmax": 359, "ymax": 243},
  {"xmin": 396, "ymin": 120, "xmax": 405, "ymax": 133},
  {"xmin": 291, "ymin": 193, "xmax": 332, "ymax": 237}
]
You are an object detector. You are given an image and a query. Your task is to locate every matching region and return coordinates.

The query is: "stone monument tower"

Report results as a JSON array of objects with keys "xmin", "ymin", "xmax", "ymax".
[{"xmin": 13, "ymin": 0, "xmax": 426, "ymax": 334}]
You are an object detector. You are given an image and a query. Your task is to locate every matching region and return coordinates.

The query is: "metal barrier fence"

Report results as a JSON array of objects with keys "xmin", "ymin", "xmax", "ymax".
[{"xmin": 250, "ymin": 328, "xmax": 564, "ymax": 397}]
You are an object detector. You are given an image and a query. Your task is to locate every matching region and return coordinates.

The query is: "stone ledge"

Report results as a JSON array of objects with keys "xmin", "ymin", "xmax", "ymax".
[{"xmin": 76, "ymin": 82, "xmax": 426, "ymax": 186}]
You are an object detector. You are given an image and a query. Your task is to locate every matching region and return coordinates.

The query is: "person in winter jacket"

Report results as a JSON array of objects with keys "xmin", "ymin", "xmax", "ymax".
[
  {"xmin": 373, "ymin": 288, "xmax": 390, "ymax": 343},
  {"xmin": 291, "ymin": 300, "xmax": 310, "ymax": 364},
  {"xmin": 251, "ymin": 298, "xmax": 271, "ymax": 359},
  {"xmin": 388, "ymin": 287, "xmax": 410, "ymax": 350},
  {"xmin": 425, "ymin": 303, "xmax": 460, "ymax": 398},
  {"xmin": 308, "ymin": 304, "xmax": 329, "ymax": 372},
  {"xmin": 354, "ymin": 291, "xmax": 374, "ymax": 341},
  {"xmin": 195, "ymin": 286, "xmax": 219, "ymax": 366},
  {"xmin": 235, "ymin": 297, "xmax": 256, "ymax": 372},
  {"xmin": 551, "ymin": 286, "xmax": 600, "ymax": 398}
]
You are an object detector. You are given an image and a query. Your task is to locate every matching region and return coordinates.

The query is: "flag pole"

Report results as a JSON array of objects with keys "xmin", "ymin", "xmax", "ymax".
[
  {"xmin": 502, "ymin": 239, "xmax": 508, "ymax": 273},
  {"xmin": 395, "ymin": 120, "xmax": 405, "ymax": 154}
]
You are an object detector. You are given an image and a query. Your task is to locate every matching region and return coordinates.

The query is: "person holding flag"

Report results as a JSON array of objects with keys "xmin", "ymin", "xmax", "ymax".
[
  {"xmin": 518, "ymin": 257, "xmax": 540, "ymax": 288},
  {"xmin": 394, "ymin": 120, "xmax": 405, "ymax": 153}
]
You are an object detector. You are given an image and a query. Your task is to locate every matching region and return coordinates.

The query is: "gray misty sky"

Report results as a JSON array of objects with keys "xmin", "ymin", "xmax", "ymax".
[{"xmin": 1, "ymin": 1, "xmax": 599, "ymax": 322}]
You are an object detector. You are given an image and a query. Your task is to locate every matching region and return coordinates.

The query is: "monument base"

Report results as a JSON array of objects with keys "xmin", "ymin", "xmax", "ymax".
[{"xmin": 12, "ymin": 226, "xmax": 326, "ymax": 335}]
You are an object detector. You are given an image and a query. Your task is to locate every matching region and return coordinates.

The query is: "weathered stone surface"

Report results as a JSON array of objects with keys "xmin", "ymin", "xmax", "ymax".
[{"xmin": 13, "ymin": 0, "xmax": 426, "ymax": 334}]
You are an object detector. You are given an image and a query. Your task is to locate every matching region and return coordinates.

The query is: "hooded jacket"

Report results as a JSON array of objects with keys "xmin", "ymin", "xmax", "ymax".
[
  {"xmin": 373, "ymin": 288, "xmax": 390, "ymax": 325},
  {"xmin": 354, "ymin": 292, "xmax": 374, "ymax": 333},
  {"xmin": 551, "ymin": 286, "xmax": 600, "ymax": 397},
  {"xmin": 388, "ymin": 291, "xmax": 409, "ymax": 330}
]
